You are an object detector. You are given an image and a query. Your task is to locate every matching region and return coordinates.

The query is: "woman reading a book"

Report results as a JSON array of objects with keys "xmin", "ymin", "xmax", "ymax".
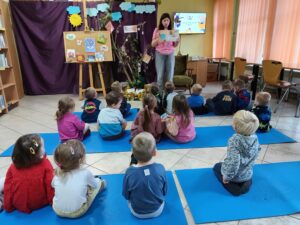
[{"xmin": 152, "ymin": 13, "xmax": 179, "ymax": 89}]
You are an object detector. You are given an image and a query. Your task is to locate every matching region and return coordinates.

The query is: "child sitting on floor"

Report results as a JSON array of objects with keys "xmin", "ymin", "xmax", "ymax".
[
  {"xmin": 97, "ymin": 91, "xmax": 127, "ymax": 140},
  {"xmin": 233, "ymin": 79, "xmax": 251, "ymax": 110},
  {"xmin": 163, "ymin": 81, "xmax": 177, "ymax": 114},
  {"xmin": 56, "ymin": 96, "xmax": 90, "ymax": 142},
  {"xmin": 123, "ymin": 132, "xmax": 167, "ymax": 219},
  {"xmin": 81, "ymin": 87, "xmax": 101, "ymax": 123},
  {"xmin": 206, "ymin": 80, "xmax": 237, "ymax": 115},
  {"xmin": 3, "ymin": 134, "xmax": 54, "ymax": 213},
  {"xmin": 251, "ymin": 92, "xmax": 272, "ymax": 132},
  {"xmin": 111, "ymin": 81, "xmax": 131, "ymax": 117},
  {"xmin": 131, "ymin": 93, "xmax": 165, "ymax": 142},
  {"xmin": 187, "ymin": 83, "xmax": 207, "ymax": 115},
  {"xmin": 150, "ymin": 82, "xmax": 165, "ymax": 115},
  {"xmin": 52, "ymin": 139, "xmax": 106, "ymax": 218},
  {"xmin": 165, "ymin": 94, "xmax": 196, "ymax": 143},
  {"xmin": 213, "ymin": 110, "xmax": 260, "ymax": 196}
]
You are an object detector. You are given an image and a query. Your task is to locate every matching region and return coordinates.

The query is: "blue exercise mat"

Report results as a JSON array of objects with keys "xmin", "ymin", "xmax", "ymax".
[
  {"xmin": 0, "ymin": 172, "xmax": 187, "ymax": 225},
  {"xmin": 176, "ymin": 162, "xmax": 300, "ymax": 224},
  {"xmin": 73, "ymin": 108, "xmax": 139, "ymax": 122},
  {"xmin": 1, "ymin": 126, "xmax": 295, "ymax": 156}
]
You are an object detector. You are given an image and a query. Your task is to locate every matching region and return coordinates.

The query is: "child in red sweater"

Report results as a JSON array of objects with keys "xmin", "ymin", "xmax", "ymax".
[{"xmin": 3, "ymin": 134, "xmax": 54, "ymax": 213}]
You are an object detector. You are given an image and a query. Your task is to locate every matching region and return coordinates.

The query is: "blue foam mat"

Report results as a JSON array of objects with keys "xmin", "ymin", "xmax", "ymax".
[
  {"xmin": 0, "ymin": 172, "xmax": 187, "ymax": 225},
  {"xmin": 176, "ymin": 162, "xmax": 300, "ymax": 224},
  {"xmin": 73, "ymin": 108, "xmax": 139, "ymax": 122},
  {"xmin": 1, "ymin": 126, "xmax": 295, "ymax": 156}
]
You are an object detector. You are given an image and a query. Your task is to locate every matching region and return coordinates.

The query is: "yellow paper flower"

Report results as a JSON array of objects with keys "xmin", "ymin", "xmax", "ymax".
[{"xmin": 69, "ymin": 14, "xmax": 82, "ymax": 27}]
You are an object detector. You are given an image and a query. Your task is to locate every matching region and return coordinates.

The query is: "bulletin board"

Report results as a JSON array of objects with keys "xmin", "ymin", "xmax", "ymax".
[{"xmin": 63, "ymin": 31, "xmax": 113, "ymax": 63}]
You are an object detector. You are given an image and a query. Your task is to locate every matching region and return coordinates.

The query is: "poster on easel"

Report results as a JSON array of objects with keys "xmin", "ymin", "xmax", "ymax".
[{"xmin": 63, "ymin": 31, "xmax": 113, "ymax": 63}]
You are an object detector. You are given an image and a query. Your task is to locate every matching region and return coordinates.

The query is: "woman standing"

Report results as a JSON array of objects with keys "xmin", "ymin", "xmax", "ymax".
[{"xmin": 152, "ymin": 13, "xmax": 179, "ymax": 89}]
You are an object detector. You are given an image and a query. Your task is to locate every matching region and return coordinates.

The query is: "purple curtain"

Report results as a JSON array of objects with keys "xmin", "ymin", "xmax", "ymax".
[{"xmin": 10, "ymin": 0, "xmax": 157, "ymax": 95}]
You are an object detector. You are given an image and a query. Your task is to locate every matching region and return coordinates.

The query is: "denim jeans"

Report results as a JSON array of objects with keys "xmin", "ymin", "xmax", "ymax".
[{"xmin": 155, "ymin": 51, "xmax": 175, "ymax": 89}]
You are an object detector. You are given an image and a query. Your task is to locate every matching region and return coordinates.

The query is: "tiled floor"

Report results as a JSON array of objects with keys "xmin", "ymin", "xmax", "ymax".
[{"xmin": 1, "ymin": 82, "xmax": 300, "ymax": 224}]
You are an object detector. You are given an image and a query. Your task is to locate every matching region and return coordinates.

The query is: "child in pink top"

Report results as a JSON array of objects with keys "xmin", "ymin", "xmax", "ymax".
[
  {"xmin": 131, "ymin": 93, "xmax": 165, "ymax": 142},
  {"xmin": 56, "ymin": 96, "xmax": 90, "ymax": 142},
  {"xmin": 151, "ymin": 13, "xmax": 179, "ymax": 88},
  {"xmin": 166, "ymin": 95, "xmax": 196, "ymax": 143}
]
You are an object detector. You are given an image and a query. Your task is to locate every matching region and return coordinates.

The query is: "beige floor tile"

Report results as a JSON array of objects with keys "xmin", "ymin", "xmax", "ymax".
[
  {"xmin": 0, "ymin": 157, "xmax": 12, "ymax": 169},
  {"xmin": 263, "ymin": 143, "xmax": 300, "ymax": 163},
  {"xmin": 188, "ymin": 147, "xmax": 227, "ymax": 166},
  {"xmin": 238, "ymin": 216, "xmax": 300, "ymax": 225},
  {"xmin": 171, "ymin": 155, "xmax": 211, "ymax": 170}
]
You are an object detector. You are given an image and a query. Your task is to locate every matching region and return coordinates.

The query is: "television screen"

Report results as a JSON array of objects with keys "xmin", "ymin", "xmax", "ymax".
[{"xmin": 174, "ymin": 13, "xmax": 207, "ymax": 34}]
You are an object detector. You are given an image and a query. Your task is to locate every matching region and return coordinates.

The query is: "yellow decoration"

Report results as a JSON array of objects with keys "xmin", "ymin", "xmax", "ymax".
[{"xmin": 69, "ymin": 14, "xmax": 82, "ymax": 27}]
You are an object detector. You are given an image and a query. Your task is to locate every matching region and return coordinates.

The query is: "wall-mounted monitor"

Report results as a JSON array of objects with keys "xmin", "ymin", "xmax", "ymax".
[{"xmin": 174, "ymin": 13, "xmax": 207, "ymax": 34}]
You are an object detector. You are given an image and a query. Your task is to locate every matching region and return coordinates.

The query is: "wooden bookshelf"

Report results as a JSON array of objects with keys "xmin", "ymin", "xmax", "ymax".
[{"xmin": 0, "ymin": 6, "xmax": 19, "ymax": 114}]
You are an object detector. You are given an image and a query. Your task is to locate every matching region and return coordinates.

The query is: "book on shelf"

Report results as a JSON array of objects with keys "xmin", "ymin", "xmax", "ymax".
[
  {"xmin": 0, "ymin": 53, "xmax": 8, "ymax": 68},
  {"xmin": 0, "ymin": 95, "xmax": 6, "ymax": 109},
  {"xmin": 0, "ymin": 33, "xmax": 5, "ymax": 48}
]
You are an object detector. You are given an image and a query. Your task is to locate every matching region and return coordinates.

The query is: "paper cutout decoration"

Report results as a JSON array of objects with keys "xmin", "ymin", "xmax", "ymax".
[
  {"xmin": 76, "ymin": 40, "xmax": 82, "ymax": 46},
  {"xmin": 66, "ymin": 6, "xmax": 81, "ymax": 15},
  {"xmin": 97, "ymin": 3, "xmax": 109, "ymax": 12},
  {"xmin": 66, "ymin": 49, "xmax": 76, "ymax": 62},
  {"xmin": 97, "ymin": 35, "xmax": 107, "ymax": 44},
  {"xmin": 142, "ymin": 53, "xmax": 151, "ymax": 64},
  {"xmin": 69, "ymin": 14, "xmax": 82, "ymax": 27},
  {"xmin": 119, "ymin": 2, "xmax": 135, "ymax": 12},
  {"xmin": 95, "ymin": 52, "xmax": 105, "ymax": 61},
  {"xmin": 84, "ymin": 38, "xmax": 96, "ymax": 52},
  {"xmin": 66, "ymin": 33, "xmax": 76, "ymax": 40},
  {"xmin": 105, "ymin": 21, "xmax": 114, "ymax": 33},
  {"xmin": 87, "ymin": 8, "xmax": 98, "ymax": 17},
  {"xmin": 100, "ymin": 45, "xmax": 109, "ymax": 52},
  {"xmin": 112, "ymin": 12, "xmax": 122, "ymax": 21},
  {"xmin": 76, "ymin": 54, "xmax": 85, "ymax": 62},
  {"xmin": 123, "ymin": 25, "xmax": 138, "ymax": 33},
  {"xmin": 87, "ymin": 55, "xmax": 96, "ymax": 62},
  {"xmin": 134, "ymin": 5, "xmax": 156, "ymax": 14}
]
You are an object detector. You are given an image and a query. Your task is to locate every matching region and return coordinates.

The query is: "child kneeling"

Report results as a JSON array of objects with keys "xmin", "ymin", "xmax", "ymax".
[
  {"xmin": 123, "ymin": 132, "xmax": 167, "ymax": 219},
  {"xmin": 213, "ymin": 110, "xmax": 260, "ymax": 196},
  {"xmin": 52, "ymin": 140, "xmax": 106, "ymax": 218}
]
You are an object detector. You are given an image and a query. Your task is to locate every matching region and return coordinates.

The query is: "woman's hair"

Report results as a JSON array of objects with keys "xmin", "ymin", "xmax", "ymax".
[
  {"xmin": 159, "ymin": 13, "xmax": 172, "ymax": 30},
  {"xmin": 85, "ymin": 87, "xmax": 97, "ymax": 100},
  {"xmin": 172, "ymin": 94, "xmax": 191, "ymax": 127},
  {"xmin": 191, "ymin": 83, "xmax": 203, "ymax": 95},
  {"xmin": 132, "ymin": 132, "xmax": 156, "ymax": 163},
  {"xmin": 54, "ymin": 139, "xmax": 85, "ymax": 175},
  {"xmin": 12, "ymin": 134, "xmax": 44, "ymax": 169},
  {"xmin": 255, "ymin": 92, "xmax": 271, "ymax": 106},
  {"xmin": 142, "ymin": 93, "xmax": 157, "ymax": 131},
  {"xmin": 56, "ymin": 96, "xmax": 75, "ymax": 120},
  {"xmin": 233, "ymin": 110, "xmax": 259, "ymax": 136}
]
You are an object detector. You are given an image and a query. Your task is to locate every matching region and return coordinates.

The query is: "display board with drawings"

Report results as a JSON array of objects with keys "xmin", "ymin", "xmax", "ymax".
[{"xmin": 63, "ymin": 31, "xmax": 113, "ymax": 63}]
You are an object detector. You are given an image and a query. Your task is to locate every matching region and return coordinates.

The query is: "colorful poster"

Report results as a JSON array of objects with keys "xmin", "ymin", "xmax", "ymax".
[{"xmin": 84, "ymin": 38, "xmax": 96, "ymax": 52}]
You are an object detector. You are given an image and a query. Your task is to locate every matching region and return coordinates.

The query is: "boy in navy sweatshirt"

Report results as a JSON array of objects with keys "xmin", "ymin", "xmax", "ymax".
[
  {"xmin": 233, "ymin": 79, "xmax": 251, "ymax": 110},
  {"xmin": 206, "ymin": 80, "xmax": 237, "ymax": 115}
]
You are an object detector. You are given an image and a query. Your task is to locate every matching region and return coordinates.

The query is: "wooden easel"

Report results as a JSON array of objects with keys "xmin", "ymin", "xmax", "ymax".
[
  {"xmin": 78, "ymin": 63, "xmax": 106, "ymax": 100},
  {"xmin": 78, "ymin": 0, "xmax": 106, "ymax": 100}
]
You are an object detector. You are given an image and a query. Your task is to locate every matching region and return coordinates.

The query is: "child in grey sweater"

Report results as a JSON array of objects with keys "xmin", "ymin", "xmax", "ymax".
[{"xmin": 213, "ymin": 110, "xmax": 260, "ymax": 196}]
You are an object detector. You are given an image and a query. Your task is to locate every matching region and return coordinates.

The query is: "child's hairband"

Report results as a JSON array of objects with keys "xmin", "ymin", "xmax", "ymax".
[
  {"xmin": 29, "ymin": 147, "xmax": 35, "ymax": 155},
  {"xmin": 32, "ymin": 139, "xmax": 39, "ymax": 148}
]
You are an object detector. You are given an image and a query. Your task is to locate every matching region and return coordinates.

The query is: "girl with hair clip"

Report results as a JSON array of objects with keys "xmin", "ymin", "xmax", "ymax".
[
  {"xmin": 165, "ymin": 94, "xmax": 196, "ymax": 143},
  {"xmin": 52, "ymin": 139, "xmax": 106, "ymax": 218},
  {"xmin": 130, "ymin": 93, "xmax": 165, "ymax": 165},
  {"xmin": 152, "ymin": 13, "xmax": 179, "ymax": 88},
  {"xmin": 56, "ymin": 96, "xmax": 90, "ymax": 142},
  {"xmin": 3, "ymin": 134, "xmax": 54, "ymax": 213}
]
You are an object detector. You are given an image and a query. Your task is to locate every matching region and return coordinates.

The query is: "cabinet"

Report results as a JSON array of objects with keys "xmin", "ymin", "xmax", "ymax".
[
  {"xmin": 0, "ymin": 6, "xmax": 19, "ymax": 114},
  {"xmin": 187, "ymin": 58, "xmax": 208, "ymax": 87}
]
